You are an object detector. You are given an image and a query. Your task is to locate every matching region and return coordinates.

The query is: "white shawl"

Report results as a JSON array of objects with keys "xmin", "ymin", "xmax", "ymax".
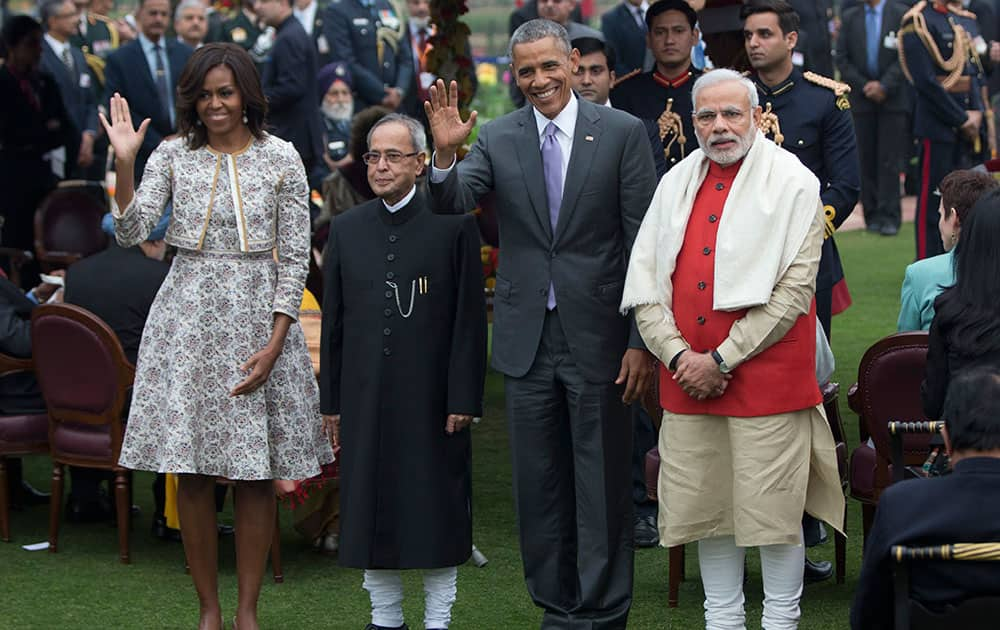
[{"xmin": 620, "ymin": 130, "xmax": 821, "ymax": 316}]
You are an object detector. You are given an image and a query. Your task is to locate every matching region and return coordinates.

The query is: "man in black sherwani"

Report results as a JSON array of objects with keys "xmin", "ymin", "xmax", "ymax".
[{"xmin": 319, "ymin": 113, "xmax": 487, "ymax": 630}]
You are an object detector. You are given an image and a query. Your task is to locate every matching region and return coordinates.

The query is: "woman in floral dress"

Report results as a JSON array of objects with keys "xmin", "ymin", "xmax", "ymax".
[{"xmin": 101, "ymin": 44, "xmax": 333, "ymax": 630}]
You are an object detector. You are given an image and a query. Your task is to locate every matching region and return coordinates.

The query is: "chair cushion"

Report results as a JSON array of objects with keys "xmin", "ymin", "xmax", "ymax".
[
  {"xmin": 645, "ymin": 447, "xmax": 659, "ymax": 502},
  {"xmin": 52, "ymin": 421, "xmax": 111, "ymax": 459},
  {"xmin": 0, "ymin": 413, "xmax": 48, "ymax": 446},
  {"xmin": 850, "ymin": 442, "xmax": 876, "ymax": 501}
]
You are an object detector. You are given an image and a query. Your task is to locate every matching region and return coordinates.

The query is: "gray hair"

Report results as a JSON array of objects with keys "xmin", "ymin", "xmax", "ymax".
[
  {"xmin": 366, "ymin": 113, "xmax": 427, "ymax": 154},
  {"xmin": 174, "ymin": 0, "xmax": 206, "ymax": 24},
  {"xmin": 691, "ymin": 68, "xmax": 759, "ymax": 111},
  {"xmin": 39, "ymin": 0, "xmax": 71, "ymax": 29},
  {"xmin": 507, "ymin": 18, "xmax": 571, "ymax": 60}
]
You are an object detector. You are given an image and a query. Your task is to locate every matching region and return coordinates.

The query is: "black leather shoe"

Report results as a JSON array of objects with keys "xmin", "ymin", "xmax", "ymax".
[
  {"xmin": 151, "ymin": 515, "xmax": 182, "ymax": 542},
  {"xmin": 880, "ymin": 223, "xmax": 899, "ymax": 236},
  {"xmin": 865, "ymin": 220, "xmax": 883, "ymax": 233},
  {"xmin": 363, "ymin": 624, "xmax": 409, "ymax": 630},
  {"xmin": 633, "ymin": 513, "xmax": 659, "ymax": 548},
  {"xmin": 804, "ymin": 557, "xmax": 833, "ymax": 584},
  {"xmin": 217, "ymin": 524, "xmax": 235, "ymax": 536}
]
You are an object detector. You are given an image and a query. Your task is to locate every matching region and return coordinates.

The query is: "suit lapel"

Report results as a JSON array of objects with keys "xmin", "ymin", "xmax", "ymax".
[
  {"xmin": 514, "ymin": 106, "xmax": 553, "ymax": 240},
  {"xmin": 553, "ymin": 100, "xmax": 599, "ymax": 246},
  {"xmin": 131, "ymin": 41, "xmax": 158, "ymax": 94}
]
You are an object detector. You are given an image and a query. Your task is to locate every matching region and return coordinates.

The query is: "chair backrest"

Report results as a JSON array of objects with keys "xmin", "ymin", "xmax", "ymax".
[
  {"xmin": 852, "ymin": 332, "xmax": 931, "ymax": 472},
  {"xmin": 33, "ymin": 184, "xmax": 108, "ymax": 267},
  {"xmin": 893, "ymin": 544, "xmax": 1000, "ymax": 630},
  {"xmin": 30, "ymin": 304, "xmax": 134, "ymax": 463}
]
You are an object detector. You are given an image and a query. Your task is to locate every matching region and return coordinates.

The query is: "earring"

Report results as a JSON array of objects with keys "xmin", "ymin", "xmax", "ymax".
[
  {"xmin": 242, "ymin": 109, "xmax": 248, "ymax": 124},
  {"xmin": 195, "ymin": 118, "xmax": 203, "ymax": 126}
]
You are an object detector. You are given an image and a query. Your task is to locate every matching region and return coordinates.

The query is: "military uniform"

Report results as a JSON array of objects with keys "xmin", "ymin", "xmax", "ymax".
[
  {"xmin": 752, "ymin": 69, "xmax": 861, "ymax": 340},
  {"xmin": 900, "ymin": 1, "xmax": 986, "ymax": 259},
  {"xmin": 613, "ymin": 67, "xmax": 703, "ymax": 172},
  {"xmin": 322, "ymin": 0, "xmax": 413, "ymax": 109},
  {"xmin": 70, "ymin": 11, "xmax": 118, "ymax": 90},
  {"xmin": 222, "ymin": 9, "xmax": 263, "ymax": 52}
]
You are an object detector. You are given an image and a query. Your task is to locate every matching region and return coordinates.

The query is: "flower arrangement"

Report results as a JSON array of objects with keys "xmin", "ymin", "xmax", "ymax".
[{"xmin": 427, "ymin": 0, "xmax": 475, "ymax": 116}]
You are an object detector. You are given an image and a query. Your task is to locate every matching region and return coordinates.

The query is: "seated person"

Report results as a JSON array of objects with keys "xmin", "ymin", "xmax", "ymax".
[
  {"xmin": 897, "ymin": 170, "xmax": 997, "ymax": 331},
  {"xmin": 851, "ymin": 367, "xmax": 1000, "ymax": 629},
  {"xmin": 0, "ymin": 270, "xmax": 62, "ymax": 508},
  {"xmin": 312, "ymin": 61, "xmax": 355, "ymax": 188}
]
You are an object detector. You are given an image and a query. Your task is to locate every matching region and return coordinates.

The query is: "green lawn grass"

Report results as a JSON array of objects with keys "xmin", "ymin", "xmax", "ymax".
[{"xmin": 0, "ymin": 224, "xmax": 914, "ymax": 629}]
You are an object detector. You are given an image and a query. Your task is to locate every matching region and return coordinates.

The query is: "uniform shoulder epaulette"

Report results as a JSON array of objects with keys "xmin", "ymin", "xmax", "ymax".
[
  {"xmin": 901, "ymin": 1, "xmax": 925, "ymax": 26},
  {"xmin": 803, "ymin": 71, "xmax": 851, "ymax": 110},
  {"xmin": 612, "ymin": 68, "xmax": 642, "ymax": 89},
  {"xmin": 91, "ymin": 12, "xmax": 112, "ymax": 24}
]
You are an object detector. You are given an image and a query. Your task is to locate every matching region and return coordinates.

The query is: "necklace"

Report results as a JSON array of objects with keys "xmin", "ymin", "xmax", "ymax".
[{"xmin": 385, "ymin": 280, "xmax": 415, "ymax": 318}]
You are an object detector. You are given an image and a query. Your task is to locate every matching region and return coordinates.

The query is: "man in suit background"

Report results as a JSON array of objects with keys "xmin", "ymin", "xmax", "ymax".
[
  {"xmin": 104, "ymin": 0, "xmax": 192, "ymax": 181},
  {"xmin": 293, "ymin": 0, "xmax": 333, "ymax": 66},
  {"xmin": 788, "ymin": 0, "xmax": 834, "ymax": 75},
  {"xmin": 426, "ymin": 19, "xmax": 657, "ymax": 628},
  {"xmin": 40, "ymin": 0, "xmax": 99, "ymax": 180},
  {"xmin": 323, "ymin": 0, "xmax": 413, "ymax": 110},
  {"xmin": 510, "ymin": 0, "xmax": 584, "ymax": 35},
  {"xmin": 836, "ymin": 0, "xmax": 911, "ymax": 235},
  {"xmin": 256, "ymin": 0, "xmax": 326, "ymax": 181},
  {"xmin": 851, "ymin": 366, "xmax": 1000, "ymax": 629},
  {"xmin": 174, "ymin": 0, "xmax": 209, "ymax": 49},
  {"xmin": 601, "ymin": 0, "xmax": 649, "ymax": 75}
]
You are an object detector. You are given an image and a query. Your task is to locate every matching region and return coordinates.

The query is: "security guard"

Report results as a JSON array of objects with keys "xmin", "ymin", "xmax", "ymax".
[
  {"xmin": 900, "ymin": 0, "xmax": 987, "ymax": 260},
  {"xmin": 323, "ymin": 0, "xmax": 413, "ymax": 110},
  {"xmin": 223, "ymin": 0, "xmax": 263, "ymax": 52},
  {"xmin": 742, "ymin": 0, "xmax": 860, "ymax": 585},
  {"xmin": 613, "ymin": 0, "xmax": 702, "ymax": 172}
]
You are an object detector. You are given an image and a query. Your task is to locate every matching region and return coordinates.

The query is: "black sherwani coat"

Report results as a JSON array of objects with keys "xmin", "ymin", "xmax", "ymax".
[{"xmin": 319, "ymin": 190, "xmax": 487, "ymax": 569}]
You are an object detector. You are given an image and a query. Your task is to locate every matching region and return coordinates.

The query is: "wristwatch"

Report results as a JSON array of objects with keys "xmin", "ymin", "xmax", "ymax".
[{"xmin": 710, "ymin": 349, "xmax": 732, "ymax": 374}]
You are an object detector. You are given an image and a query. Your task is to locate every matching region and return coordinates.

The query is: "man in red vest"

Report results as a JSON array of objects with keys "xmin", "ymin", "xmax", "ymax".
[{"xmin": 621, "ymin": 68, "xmax": 844, "ymax": 629}]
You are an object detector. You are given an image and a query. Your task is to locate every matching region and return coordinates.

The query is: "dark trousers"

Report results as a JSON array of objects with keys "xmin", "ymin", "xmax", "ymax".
[
  {"xmin": 505, "ymin": 310, "xmax": 633, "ymax": 630},
  {"xmin": 631, "ymin": 403, "xmax": 657, "ymax": 519},
  {"xmin": 914, "ymin": 138, "xmax": 969, "ymax": 260},
  {"xmin": 854, "ymin": 110, "xmax": 908, "ymax": 230}
]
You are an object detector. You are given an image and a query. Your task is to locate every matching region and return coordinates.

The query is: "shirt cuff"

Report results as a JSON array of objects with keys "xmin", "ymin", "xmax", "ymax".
[{"xmin": 429, "ymin": 152, "xmax": 456, "ymax": 183}]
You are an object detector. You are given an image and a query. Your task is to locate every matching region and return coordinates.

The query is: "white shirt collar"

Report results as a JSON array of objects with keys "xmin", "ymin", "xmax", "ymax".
[
  {"xmin": 532, "ymin": 94, "xmax": 579, "ymax": 142},
  {"xmin": 138, "ymin": 32, "xmax": 163, "ymax": 51},
  {"xmin": 294, "ymin": 0, "xmax": 318, "ymax": 33},
  {"xmin": 382, "ymin": 185, "xmax": 417, "ymax": 213},
  {"xmin": 44, "ymin": 33, "xmax": 69, "ymax": 57}
]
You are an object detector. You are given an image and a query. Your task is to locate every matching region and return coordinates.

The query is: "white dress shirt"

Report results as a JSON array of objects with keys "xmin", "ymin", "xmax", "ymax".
[
  {"xmin": 294, "ymin": 0, "xmax": 318, "ymax": 36},
  {"xmin": 383, "ymin": 185, "xmax": 417, "ymax": 213}
]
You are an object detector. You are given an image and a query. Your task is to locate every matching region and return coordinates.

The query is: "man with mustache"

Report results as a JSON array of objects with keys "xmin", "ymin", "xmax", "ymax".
[{"xmin": 621, "ymin": 68, "xmax": 844, "ymax": 630}]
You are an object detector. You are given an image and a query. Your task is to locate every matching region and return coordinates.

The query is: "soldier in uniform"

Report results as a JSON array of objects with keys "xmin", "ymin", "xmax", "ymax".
[
  {"xmin": 222, "ymin": 0, "xmax": 263, "ymax": 52},
  {"xmin": 70, "ymin": 0, "xmax": 120, "ymax": 180},
  {"xmin": 613, "ymin": 0, "xmax": 702, "ymax": 173},
  {"xmin": 323, "ymin": 0, "xmax": 414, "ymax": 111},
  {"xmin": 900, "ymin": 0, "xmax": 988, "ymax": 259},
  {"xmin": 742, "ymin": 0, "xmax": 860, "ymax": 584}
]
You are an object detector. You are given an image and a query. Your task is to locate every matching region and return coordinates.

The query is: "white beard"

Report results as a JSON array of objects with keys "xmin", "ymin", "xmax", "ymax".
[
  {"xmin": 697, "ymin": 124, "xmax": 756, "ymax": 166},
  {"xmin": 322, "ymin": 101, "xmax": 353, "ymax": 122}
]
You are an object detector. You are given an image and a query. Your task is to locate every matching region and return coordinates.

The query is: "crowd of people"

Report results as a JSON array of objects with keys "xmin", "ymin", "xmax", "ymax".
[{"xmin": 3, "ymin": 0, "xmax": 1000, "ymax": 629}]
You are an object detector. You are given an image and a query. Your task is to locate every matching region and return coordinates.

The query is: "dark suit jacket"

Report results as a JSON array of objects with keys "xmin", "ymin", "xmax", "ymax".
[
  {"xmin": 41, "ymin": 41, "xmax": 99, "ymax": 143},
  {"xmin": 104, "ymin": 38, "xmax": 192, "ymax": 180},
  {"xmin": 262, "ymin": 16, "xmax": 325, "ymax": 169},
  {"xmin": 0, "ymin": 278, "xmax": 43, "ymax": 414},
  {"xmin": 601, "ymin": 2, "xmax": 647, "ymax": 75},
  {"xmin": 850, "ymin": 457, "xmax": 1000, "ymax": 630},
  {"xmin": 64, "ymin": 243, "xmax": 169, "ymax": 366},
  {"xmin": 509, "ymin": 0, "xmax": 584, "ymax": 35},
  {"xmin": 836, "ymin": 2, "xmax": 911, "ymax": 113},
  {"xmin": 429, "ymin": 98, "xmax": 656, "ymax": 382},
  {"xmin": 790, "ymin": 0, "xmax": 835, "ymax": 77},
  {"xmin": 323, "ymin": 0, "xmax": 414, "ymax": 108}
]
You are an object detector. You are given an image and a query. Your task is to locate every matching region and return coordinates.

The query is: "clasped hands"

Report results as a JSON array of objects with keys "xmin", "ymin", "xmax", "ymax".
[{"xmin": 673, "ymin": 351, "xmax": 731, "ymax": 401}]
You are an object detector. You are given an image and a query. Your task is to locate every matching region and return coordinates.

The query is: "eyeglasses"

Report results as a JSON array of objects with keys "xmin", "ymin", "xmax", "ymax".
[
  {"xmin": 694, "ymin": 109, "xmax": 748, "ymax": 126},
  {"xmin": 362, "ymin": 150, "xmax": 422, "ymax": 165}
]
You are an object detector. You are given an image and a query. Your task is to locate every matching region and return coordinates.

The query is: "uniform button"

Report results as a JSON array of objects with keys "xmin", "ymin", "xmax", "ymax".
[
  {"xmin": 703, "ymin": 247, "xmax": 711, "ymax": 255},
  {"xmin": 698, "ymin": 281, "xmax": 706, "ymax": 290},
  {"xmin": 385, "ymin": 290, "xmax": 393, "ymax": 299},
  {"xmin": 697, "ymin": 316, "xmax": 706, "ymax": 325},
  {"xmin": 386, "ymin": 272, "xmax": 394, "ymax": 280},
  {"xmin": 797, "ymin": 139, "xmax": 804, "ymax": 146},
  {"xmin": 384, "ymin": 62, "xmax": 390, "ymax": 68},
  {"xmin": 387, "ymin": 253, "xmax": 395, "ymax": 262},
  {"xmin": 383, "ymin": 348, "xmax": 391, "ymax": 356},
  {"xmin": 389, "ymin": 234, "xmax": 398, "ymax": 243},
  {"xmin": 383, "ymin": 328, "xmax": 391, "ymax": 336},
  {"xmin": 708, "ymin": 215, "xmax": 717, "ymax": 223},
  {"xmin": 384, "ymin": 308, "xmax": 392, "ymax": 317},
  {"xmin": 670, "ymin": 158, "xmax": 676, "ymax": 163},
  {"xmin": 715, "ymin": 183, "xmax": 724, "ymax": 191},
  {"xmin": 360, "ymin": 28, "xmax": 367, "ymax": 35}
]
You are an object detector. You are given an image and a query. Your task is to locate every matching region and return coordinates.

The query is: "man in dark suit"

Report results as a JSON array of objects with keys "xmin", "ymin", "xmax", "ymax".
[
  {"xmin": 40, "ymin": 0, "xmax": 99, "ymax": 180},
  {"xmin": 510, "ymin": 0, "xmax": 583, "ymax": 35},
  {"xmin": 600, "ymin": 0, "xmax": 649, "ymax": 75},
  {"xmin": 293, "ymin": 0, "xmax": 333, "ymax": 66},
  {"xmin": 104, "ymin": 0, "xmax": 192, "ymax": 182},
  {"xmin": 426, "ymin": 20, "xmax": 657, "ymax": 628},
  {"xmin": 323, "ymin": 0, "xmax": 413, "ymax": 110},
  {"xmin": 789, "ymin": 0, "xmax": 834, "ymax": 76},
  {"xmin": 836, "ymin": 0, "xmax": 911, "ymax": 235},
  {"xmin": 256, "ymin": 0, "xmax": 326, "ymax": 179},
  {"xmin": 851, "ymin": 367, "xmax": 1000, "ymax": 629}
]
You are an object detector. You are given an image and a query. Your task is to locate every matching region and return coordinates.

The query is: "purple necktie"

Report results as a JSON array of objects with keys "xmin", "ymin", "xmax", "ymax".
[{"xmin": 541, "ymin": 121, "xmax": 563, "ymax": 309}]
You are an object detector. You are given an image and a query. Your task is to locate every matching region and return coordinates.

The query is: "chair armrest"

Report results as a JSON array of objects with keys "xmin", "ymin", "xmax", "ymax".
[
  {"xmin": 36, "ymin": 252, "xmax": 83, "ymax": 266},
  {"xmin": 0, "ymin": 352, "xmax": 33, "ymax": 377}
]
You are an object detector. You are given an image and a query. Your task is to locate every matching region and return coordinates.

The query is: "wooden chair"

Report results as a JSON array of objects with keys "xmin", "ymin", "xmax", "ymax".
[
  {"xmin": 0, "ymin": 353, "xmax": 49, "ymax": 542},
  {"xmin": 892, "ymin": 543, "xmax": 1000, "ymax": 629},
  {"xmin": 888, "ymin": 421, "xmax": 944, "ymax": 484},
  {"xmin": 0, "ymin": 247, "xmax": 35, "ymax": 288},
  {"xmin": 33, "ymin": 182, "xmax": 108, "ymax": 271},
  {"xmin": 30, "ymin": 303, "xmax": 135, "ymax": 563},
  {"xmin": 848, "ymin": 332, "xmax": 930, "ymax": 543},
  {"xmin": 821, "ymin": 381, "xmax": 849, "ymax": 585}
]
